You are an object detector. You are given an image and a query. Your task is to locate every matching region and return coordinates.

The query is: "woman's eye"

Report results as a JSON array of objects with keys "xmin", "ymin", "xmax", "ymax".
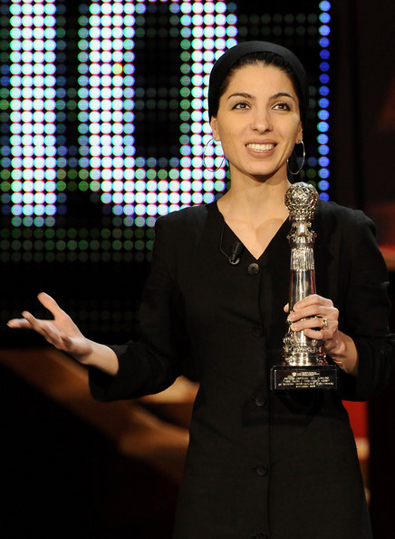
[
  {"xmin": 232, "ymin": 101, "xmax": 249, "ymax": 110},
  {"xmin": 274, "ymin": 102, "xmax": 291, "ymax": 111}
]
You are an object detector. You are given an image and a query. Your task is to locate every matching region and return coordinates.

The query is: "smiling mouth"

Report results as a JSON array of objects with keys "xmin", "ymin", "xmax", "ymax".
[{"xmin": 246, "ymin": 143, "xmax": 275, "ymax": 152}]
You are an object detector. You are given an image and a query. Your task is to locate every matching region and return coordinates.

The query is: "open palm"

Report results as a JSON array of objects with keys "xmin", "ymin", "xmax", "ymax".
[{"xmin": 7, "ymin": 292, "xmax": 92, "ymax": 361}]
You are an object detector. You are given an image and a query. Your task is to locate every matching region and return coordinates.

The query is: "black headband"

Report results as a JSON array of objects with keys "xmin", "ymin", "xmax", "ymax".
[{"xmin": 208, "ymin": 41, "xmax": 309, "ymax": 127}]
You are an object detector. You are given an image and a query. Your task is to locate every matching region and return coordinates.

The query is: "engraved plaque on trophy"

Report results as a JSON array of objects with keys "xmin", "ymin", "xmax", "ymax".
[{"xmin": 271, "ymin": 182, "xmax": 338, "ymax": 390}]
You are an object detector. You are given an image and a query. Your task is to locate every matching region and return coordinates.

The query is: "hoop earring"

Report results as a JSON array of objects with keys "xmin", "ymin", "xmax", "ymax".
[
  {"xmin": 287, "ymin": 140, "xmax": 306, "ymax": 176},
  {"xmin": 203, "ymin": 137, "xmax": 226, "ymax": 172}
]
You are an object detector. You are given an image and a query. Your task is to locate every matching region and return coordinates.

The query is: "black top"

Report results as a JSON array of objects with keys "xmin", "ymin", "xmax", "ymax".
[{"xmin": 90, "ymin": 200, "xmax": 395, "ymax": 539}]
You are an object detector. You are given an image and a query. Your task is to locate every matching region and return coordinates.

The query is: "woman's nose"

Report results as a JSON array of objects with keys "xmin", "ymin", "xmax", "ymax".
[{"xmin": 251, "ymin": 108, "xmax": 272, "ymax": 133}]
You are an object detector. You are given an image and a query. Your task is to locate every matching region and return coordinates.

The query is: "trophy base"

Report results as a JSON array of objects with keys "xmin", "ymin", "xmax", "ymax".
[{"xmin": 271, "ymin": 365, "xmax": 338, "ymax": 390}]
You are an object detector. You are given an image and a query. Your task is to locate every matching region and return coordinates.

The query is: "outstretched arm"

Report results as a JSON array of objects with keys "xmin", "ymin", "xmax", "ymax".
[{"xmin": 7, "ymin": 292, "xmax": 119, "ymax": 376}]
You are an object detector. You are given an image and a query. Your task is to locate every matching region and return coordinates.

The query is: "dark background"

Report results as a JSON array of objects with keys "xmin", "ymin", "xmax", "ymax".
[{"xmin": 331, "ymin": 1, "xmax": 395, "ymax": 535}]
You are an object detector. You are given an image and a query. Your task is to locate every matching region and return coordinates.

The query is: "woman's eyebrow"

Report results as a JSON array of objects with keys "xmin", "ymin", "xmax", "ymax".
[
  {"xmin": 227, "ymin": 92, "xmax": 254, "ymax": 101},
  {"xmin": 271, "ymin": 92, "xmax": 296, "ymax": 102},
  {"xmin": 226, "ymin": 91, "xmax": 296, "ymax": 102}
]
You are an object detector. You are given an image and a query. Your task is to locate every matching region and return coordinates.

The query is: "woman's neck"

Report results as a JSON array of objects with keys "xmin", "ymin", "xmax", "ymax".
[
  {"xmin": 218, "ymin": 175, "xmax": 291, "ymax": 226},
  {"xmin": 217, "ymin": 177, "xmax": 291, "ymax": 259}
]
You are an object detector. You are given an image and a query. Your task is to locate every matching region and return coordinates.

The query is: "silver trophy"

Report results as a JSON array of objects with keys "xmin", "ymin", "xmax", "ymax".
[{"xmin": 271, "ymin": 182, "xmax": 338, "ymax": 390}]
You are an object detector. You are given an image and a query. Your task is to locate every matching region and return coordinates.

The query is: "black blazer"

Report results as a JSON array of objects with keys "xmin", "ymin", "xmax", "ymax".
[{"xmin": 90, "ymin": 200, "xmax": 395, "ymax": 539}]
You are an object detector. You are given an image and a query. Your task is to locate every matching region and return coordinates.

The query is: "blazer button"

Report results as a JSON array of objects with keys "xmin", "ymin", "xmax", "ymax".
[
  {"xmin": 251, "ymin": 326, "xmax": 263, "ymax": 338},
  {"xmin": 248, "ymin": 262, "xmax": 260, "ymax": 274},
  {"xmin": 255, "ymin": 464, "xmax": 268, "ymax": 476},
  {"xmin": 255, "ymin": 395, "xmax": 267, "ymax": 407}
]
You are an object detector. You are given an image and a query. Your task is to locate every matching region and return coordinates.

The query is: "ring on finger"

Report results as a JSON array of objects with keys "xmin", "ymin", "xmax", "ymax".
[{"xmin": 321, "ymin": 317, "xmax": 328, "ymax": 329}]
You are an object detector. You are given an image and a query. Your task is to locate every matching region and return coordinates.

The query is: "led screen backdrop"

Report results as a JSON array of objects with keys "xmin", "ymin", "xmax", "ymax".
[{"xmin": 0, "ymin": 0, "xmax": 332, "ymax": 343}]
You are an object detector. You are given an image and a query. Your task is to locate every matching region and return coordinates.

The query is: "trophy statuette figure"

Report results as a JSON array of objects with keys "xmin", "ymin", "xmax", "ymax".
[{"xmin": 271, "ymin": 182, "xmax": 338, "ymax": 390}]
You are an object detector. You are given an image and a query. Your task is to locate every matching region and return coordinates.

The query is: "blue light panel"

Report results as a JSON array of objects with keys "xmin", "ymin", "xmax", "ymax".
[{"xmin": 0, "ymin": 0, "xmax": 331, "ymax": 261}]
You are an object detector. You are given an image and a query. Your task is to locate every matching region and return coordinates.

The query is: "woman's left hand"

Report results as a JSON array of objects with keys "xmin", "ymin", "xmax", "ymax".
[{"xmin": 284, "ymin": 294, "xmax": 359, "ymax": 376}]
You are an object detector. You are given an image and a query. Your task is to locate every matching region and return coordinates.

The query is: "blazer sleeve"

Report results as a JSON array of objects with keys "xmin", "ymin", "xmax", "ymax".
[
  {"xmin": 89, "ymin": 216, "xmax": 190, "ymax": 402},
  {"xmin": 336, "ymin": 210, "xmax": 395, "ymax": 401}
]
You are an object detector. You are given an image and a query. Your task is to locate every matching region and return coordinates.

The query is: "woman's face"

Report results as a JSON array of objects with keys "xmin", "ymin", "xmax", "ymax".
[{"xmin": 210, "ymin": 63, "xmax": 303, "ymax": 183}]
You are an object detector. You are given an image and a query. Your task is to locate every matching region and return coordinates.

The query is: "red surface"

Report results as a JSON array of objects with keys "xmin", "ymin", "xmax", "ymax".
[{"xmin": 343, "ymin": 400, "xmax": 368, "ymax": 439}]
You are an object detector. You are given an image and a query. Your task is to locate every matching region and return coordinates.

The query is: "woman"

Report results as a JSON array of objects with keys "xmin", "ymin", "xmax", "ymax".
[{"xmin": 8, "ymin": 42, "xmax": 395, "ymax": 538}]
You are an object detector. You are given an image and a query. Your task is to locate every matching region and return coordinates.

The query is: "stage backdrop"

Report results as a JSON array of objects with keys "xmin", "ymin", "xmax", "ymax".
[{"xmin": 1, "ymin": 0, "xmax": 332, "ymax": 343}]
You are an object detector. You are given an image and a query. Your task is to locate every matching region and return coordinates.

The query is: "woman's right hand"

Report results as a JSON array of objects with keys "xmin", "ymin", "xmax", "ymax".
[{"xmin": 7, "ymin": 292, "xmax": 93, "ymax": 363}]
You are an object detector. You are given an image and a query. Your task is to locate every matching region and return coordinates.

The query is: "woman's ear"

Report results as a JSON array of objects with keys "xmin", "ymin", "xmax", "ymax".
[
  {"xmin": 210, "ymin": 117, "xmax": 220, "ymax": 142},
  {"xmin": 297, "ymin": 123, "xmax": 303, "ymax": 144}
]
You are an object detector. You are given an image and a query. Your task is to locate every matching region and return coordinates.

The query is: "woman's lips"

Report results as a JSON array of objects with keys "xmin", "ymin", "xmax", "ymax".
[{"xmin": 246, "ymin": 143, "xmax": 275, "ymax": 153}]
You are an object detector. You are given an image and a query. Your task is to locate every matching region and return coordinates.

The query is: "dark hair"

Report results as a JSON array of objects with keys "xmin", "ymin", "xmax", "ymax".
[
  {"xmin": 208, "ymin": 41, "xmax": 309, "ymax": 130},
  {"xmin": 208, "ymin": 42, "xmax": 309, "ymax": 178},
  {"xmin": 211, "ymin": 52, "xmax": 303, "ymax": 121}
]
